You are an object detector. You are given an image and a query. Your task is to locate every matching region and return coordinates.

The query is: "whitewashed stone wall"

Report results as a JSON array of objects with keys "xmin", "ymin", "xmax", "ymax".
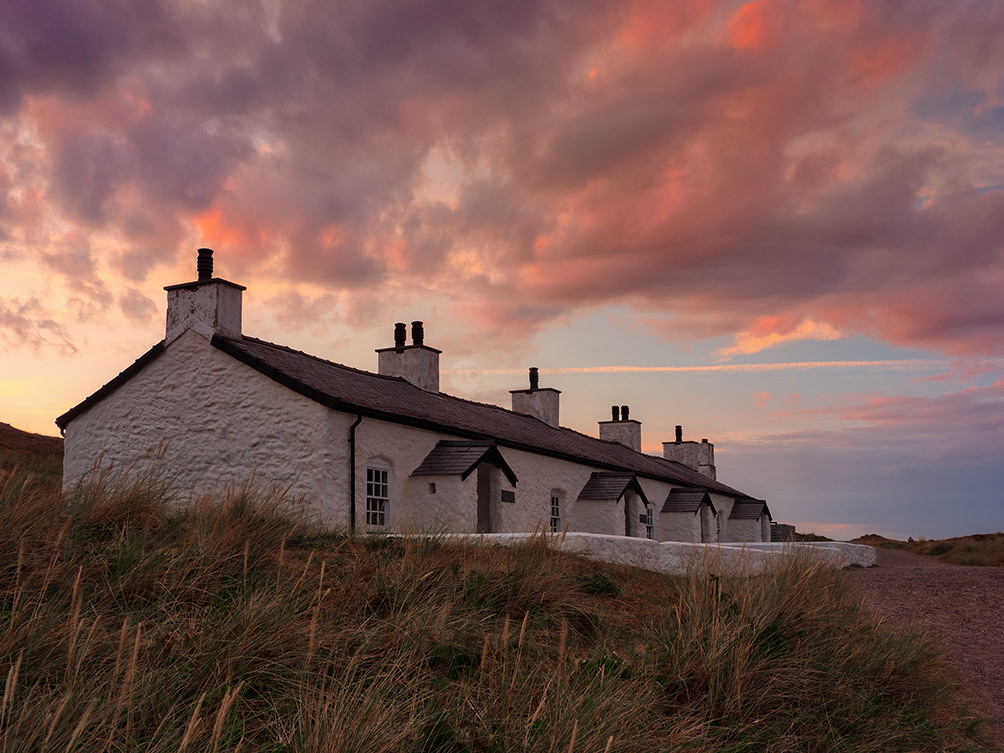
[
  {"xmin": 657, "ymin": 512, "xmax": 701, "ymax": 543},
  {"xmin": 409, "ymin": 533, "xmax": 876, "ymax": 574},
  {"xmin": 62, "ymin": 330, "xmax": 343, "ymax": 513},
  {"xmin": 709, "ymin": 493, "xmax": 736, "ymax": 541},
  {"xmin": 353, "ymin": 417, "xmax": 471, "ymax": 532},
  {"xmin": 728, "ymin": 518, "xmax": 763, "ymax": 543},
  {"xmin": 701, "ymin": 504, "xmax": 718, "ymax": 543},
  {"xmin": 63, "ymin": 329, "xmax": 760, "ymax": 546}
]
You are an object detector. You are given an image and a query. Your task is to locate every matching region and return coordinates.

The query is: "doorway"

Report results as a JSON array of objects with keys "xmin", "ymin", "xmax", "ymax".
[
  {"xmin": 623, "ymin": 492, "xmax": 634, "ymax": 537},
  {"xmin": 477, "ymin": 464, "xmax": 493, "ymax": 533}
]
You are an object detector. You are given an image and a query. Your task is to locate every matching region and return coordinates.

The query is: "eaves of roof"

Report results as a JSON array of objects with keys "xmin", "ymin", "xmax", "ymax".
[{"xmin": 54, "ymin": 341, "xmax": 166, "ymax": 431}]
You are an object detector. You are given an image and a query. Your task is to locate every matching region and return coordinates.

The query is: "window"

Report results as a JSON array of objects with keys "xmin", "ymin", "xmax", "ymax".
[
  {"xmin": 366, "ymin": 467, "xmax": 389, "ymax": 527},
  {"xmin": 549, "ymin": 494, "xmax": 561, "ymax": 533},
  {"xmin": 644, "ymin": 507, "xmax": 654, "ymax": 539}
]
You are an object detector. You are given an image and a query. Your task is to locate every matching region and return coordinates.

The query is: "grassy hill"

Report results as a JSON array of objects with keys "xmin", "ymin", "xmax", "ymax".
[
  {"xmin": 0, "ymin": 467, "xmax": 994, "ymax": 752},
  {"xmin": 0, "ymin": 421, "xmax": 62, "ymax": 484},
  {"xmin": 855, "ymin": 533, "xmax": 1004, "ymax": 567}
]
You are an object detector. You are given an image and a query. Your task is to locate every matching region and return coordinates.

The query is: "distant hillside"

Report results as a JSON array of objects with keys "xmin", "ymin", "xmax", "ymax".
[
  {"xmin": 854, "ymin": 533, "xmax": 1004, "ymax": 567},
  {"xmin": 0, "ymin": 421, "xmax": 62, "ymax": 482}
]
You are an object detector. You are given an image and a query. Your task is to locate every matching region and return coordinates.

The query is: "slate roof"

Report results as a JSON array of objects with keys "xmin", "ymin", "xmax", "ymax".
[
  {"xmin": 57, "ymin": 333, "xmax": 757, "ymax": 500},
  {"xmin": 729, "ymin": 500, "xmax": 770, "ymax": 521},
  {"xmin": 576, "ymin": 472, "xmax": 650, "ymax": 506},
  {"xmin": 661, "ymin": 488, "xmax": 715, "ymax": 515},
  {"xmin": 411, "ymin": 440, "xmax": 518, "ymax": 485}
]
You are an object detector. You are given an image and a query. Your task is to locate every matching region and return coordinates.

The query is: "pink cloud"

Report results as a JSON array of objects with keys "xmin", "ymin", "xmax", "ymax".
[{"xmin": 0, "ymin": 0, "xmax": 1002, "ymax": 359}]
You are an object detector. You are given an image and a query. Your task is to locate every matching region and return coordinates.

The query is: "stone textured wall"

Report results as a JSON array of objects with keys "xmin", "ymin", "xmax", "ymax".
[
  {"xmin": 656, "ymin": 512, "xmax": 701, "ymax": 543},
  {"xmin": 413, "ymin": 533, "xmax": 877, "ymax": 574},
  {"xmin": 63, "ymin": 330, "xmax": 341, "ymax": 513},
  {"xmin": 64, "ymin": 327, "xmax": 757, "ymax": 546},
  {"xmin": 510, "ymin": 389, "xmax": 560, "ymax": 427},
  {"xmin": 165, "ymin": 283, "xmax": 242, "ymax": 343},
  {"xmin": 598, "ymin": 420, "xmax": 641, "ymax": 451},
  {"xmin": 727, "ymin": 518, "xmax": 763, "ymax": 543},
  {"xmin": 377, "ymin": 346, "xmax": 440, "ymax": 392},
  {"xmin": 709, "ymin": 493, "xmax": 736, "ymax": 541}
]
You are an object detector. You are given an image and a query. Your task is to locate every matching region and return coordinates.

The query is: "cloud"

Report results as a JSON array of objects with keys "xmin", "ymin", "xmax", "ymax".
[
  {"xmin": 442, "ymin": 358, "xmax": 953, "ymax": 376},
  {"xmin": 722, "ymin": 380, "xmax": 1004, "ymax": 538},
  {"xmin": 0, "ymin": 0, "xmax": 1001, "ymax": 358},
  {"xmin": 717, "ymin": 317, "xmax": 845, "ymax": 359},
  {"xmin": 0, "ymin": 297, "xmax": 76, "ymax": 354}
]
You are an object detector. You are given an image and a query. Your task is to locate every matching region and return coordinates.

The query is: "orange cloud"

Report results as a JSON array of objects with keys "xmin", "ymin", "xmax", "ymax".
[
  {"xmin": 193, "ymin": 205, "xmax": 260, "ymax": 251},
  {"xmin": 718, "ymin": 317, "xmax": 845, "ymax": 359},
  {"xmin": 727, "ymin": 0, "xmax": 772, "ymax": 51}
]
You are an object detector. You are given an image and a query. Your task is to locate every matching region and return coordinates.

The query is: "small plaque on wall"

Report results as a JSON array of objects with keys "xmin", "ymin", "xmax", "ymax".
[{"xmin": 501, "ymin": 490, "xmax": 516, "ymax": 503}]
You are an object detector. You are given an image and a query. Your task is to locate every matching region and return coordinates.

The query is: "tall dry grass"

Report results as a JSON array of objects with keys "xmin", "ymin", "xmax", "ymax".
[{"xmin": 0, "ymin": 467, "xmax": 993, "ymax": 752}]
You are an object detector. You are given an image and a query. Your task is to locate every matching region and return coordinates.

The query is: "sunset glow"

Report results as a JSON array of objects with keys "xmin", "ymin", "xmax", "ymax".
[{"xmin": 2, "ymin": 0, "xmax": 1002, "ymax": 538}]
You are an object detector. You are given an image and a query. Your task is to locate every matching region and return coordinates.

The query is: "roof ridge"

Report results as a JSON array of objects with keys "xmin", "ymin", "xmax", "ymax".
[
  {"xmin": 215, "ymin": 335, "xmax": 754, "ymax": 498},
  {"xmin": 234, "ymin": 335, "xmax": 413, "ymax": 384},
  {"xmin": 233, "ymin": 337, "xmax": 670, "ymax": 458}
]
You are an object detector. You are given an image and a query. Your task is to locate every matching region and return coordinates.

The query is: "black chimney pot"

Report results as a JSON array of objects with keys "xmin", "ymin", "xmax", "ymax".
[
  {"xmin": 621, "ymin": 405, "xmax": 630, "ymax": 421},
  {"xmin": 611, "ymin": 405, "xmax": 620, "ymax": 422},
  {"xmin": 675, "ymin": 425, "xmax": 683, "ymax": 443},
  {"xmin": 197, "ymin": 248, "xmax": 213, "ymax": 281},
  {"xmin": 394, "ymin": 322, "xmax": 407, "ymax": 349},
  {"xmin": 529, "ymin": 367, "xmax": 539, "ymax": 390},
  {"xmin": 411, "ymin": 320, "xmax": 424, "ymax": 346}
]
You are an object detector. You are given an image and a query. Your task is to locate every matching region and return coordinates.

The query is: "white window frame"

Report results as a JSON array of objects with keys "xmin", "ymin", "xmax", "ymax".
[
  {"xmin": 365, "ymin": 463, "xmax": 391, "ymax": 528},
  {"xmin": 549, "ymin": 492, "xmax": 562, "ymax": 533},
  {"xmin": 644, "ymin": 506, "xmax": 654, "ymax": 540}
]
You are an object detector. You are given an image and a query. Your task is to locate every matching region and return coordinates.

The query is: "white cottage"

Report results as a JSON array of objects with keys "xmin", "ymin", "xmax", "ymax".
[{"xmin": 57, "ymin": 250, "xmax": 769, "ymax": 542}]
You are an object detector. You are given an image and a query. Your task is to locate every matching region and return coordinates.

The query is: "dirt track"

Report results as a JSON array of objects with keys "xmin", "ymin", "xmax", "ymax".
[{"xmin": 843, "ymin": 547, "xmax": 1004, "ymax": 742}]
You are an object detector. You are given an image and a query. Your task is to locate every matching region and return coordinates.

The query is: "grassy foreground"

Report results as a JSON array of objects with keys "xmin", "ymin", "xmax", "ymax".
[
  {"xmin": 0, "ymin": 469, "xmax": 992, "ymax": 752},
  {"xmin": 855, "ymin": 533, "xmax": 1004, "ymax": 567}
]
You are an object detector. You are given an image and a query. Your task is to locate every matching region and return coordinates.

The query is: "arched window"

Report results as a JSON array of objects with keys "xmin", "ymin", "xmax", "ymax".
[{"xmin": 366, "ymin": 460, "xmax": 392, "ymax": 528}]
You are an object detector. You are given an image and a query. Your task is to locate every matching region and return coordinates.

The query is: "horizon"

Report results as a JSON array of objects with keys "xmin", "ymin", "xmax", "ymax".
[{"xmin": 2, "ymin": 0, "xmax": 1002, "ymax": 540}]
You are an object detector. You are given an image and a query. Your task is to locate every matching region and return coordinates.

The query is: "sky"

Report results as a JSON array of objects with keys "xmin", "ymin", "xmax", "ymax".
[{"xmin": 1, "ymin": 0, "xmax": 1002, "ymax": 539}]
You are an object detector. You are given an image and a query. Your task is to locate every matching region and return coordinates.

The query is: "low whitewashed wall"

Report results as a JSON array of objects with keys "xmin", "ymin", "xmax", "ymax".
[
  {"xmin": 390, "ymin": 532, "xmax": 875, "ymax": 576},
  {"xmin": 717, "ymin": 541, "xmax": 876, "ymax": 568}
]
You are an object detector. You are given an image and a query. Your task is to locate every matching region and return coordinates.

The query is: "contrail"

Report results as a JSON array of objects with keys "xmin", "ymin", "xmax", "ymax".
[{"xmin": 443, "ymin": 359, "xmax": 952, "ymax": 376}]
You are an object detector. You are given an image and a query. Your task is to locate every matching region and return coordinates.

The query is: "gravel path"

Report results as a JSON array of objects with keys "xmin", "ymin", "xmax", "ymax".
[{"xmin": 843, "ymin": 548, "xmax": 1004, "ymax": 742}]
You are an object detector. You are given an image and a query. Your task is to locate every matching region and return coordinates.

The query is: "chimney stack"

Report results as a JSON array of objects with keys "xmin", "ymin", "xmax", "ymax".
[
  {"xmin": 510, "ymin": 367, "xmax": 561, "ymax": 427},
  {"xmin": 164, "ymin": 248, "xmax": 245, "ymax": 344},
  {"xmin": 599, "ymin": 404, "xmax": 641, "ymax": 452},
  {"xmin": 376, "ymin": 321, "xmax": 441, "ymax": 391},
  {"xmin": 663, "ymin": 430, "xmax": 717, "ymax": 480}
]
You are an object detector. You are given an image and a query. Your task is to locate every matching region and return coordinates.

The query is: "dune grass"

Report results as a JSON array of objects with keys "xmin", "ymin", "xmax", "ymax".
[
  {"xmin": 858, "ymin": 533, "xmax": 1004, "ymax": 566},
  {"xmin": 0, "ymin": 467, "xmax": 994, "ymax": 752}
]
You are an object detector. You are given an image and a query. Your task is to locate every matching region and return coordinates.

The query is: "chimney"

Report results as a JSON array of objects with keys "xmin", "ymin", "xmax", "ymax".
[
  {"xmin": 663, "ymin": 427, "xmax": 716, "ymax": 480},
  {"xmin": 599, "ymin": 404, "xmax": 641, "ymax": 452},
  {"xmin": 376, "ymin": 320, "xmax": 441, "ymax": 391},
  {"xmin": 510, "ymin": 367, "xmax": 561, "ymax": 427},
  {"xmin": 164, "ymin": 248, "xmax": 245, "ymax": 344}
]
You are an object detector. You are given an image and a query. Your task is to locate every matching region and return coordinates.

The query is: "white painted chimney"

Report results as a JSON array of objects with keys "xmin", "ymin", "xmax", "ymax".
[
  {"xmin": 663, "ymin": 425, "xmax": 716, "ymax": 480},
  {"xmin": 376, "ymin": 321, "xmax": 441, "ymax": 392},
  {"xmin": 598, "ymin": 405, "xmax": 641, "ymax": 452},
  {"xmin": 510, "ymin": 367, "xmax": 561, "ymax": 427},
  {"xmin": 164, "ymin": 248, "xmax": 245, "ymax": 344}
]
